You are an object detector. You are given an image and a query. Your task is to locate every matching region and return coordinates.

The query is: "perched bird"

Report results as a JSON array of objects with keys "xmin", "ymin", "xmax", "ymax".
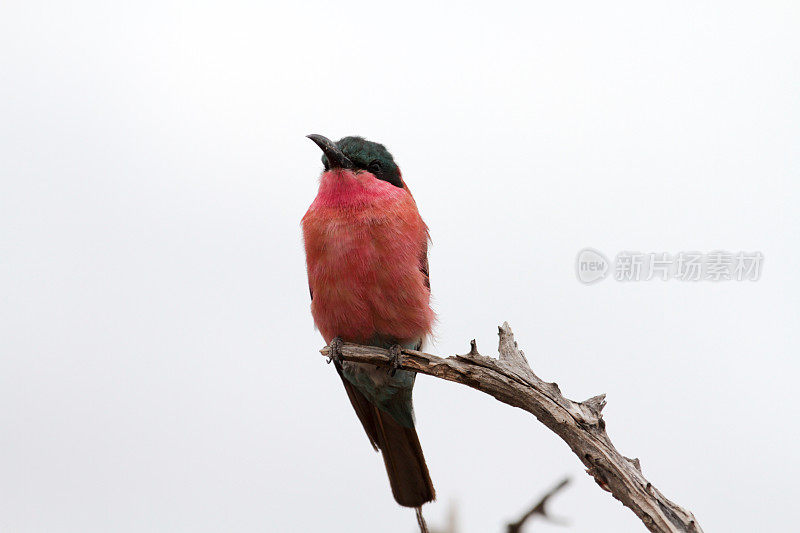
[{"xmin": 302, "ymin": 134, "xmax": 436, "ymax": 511}]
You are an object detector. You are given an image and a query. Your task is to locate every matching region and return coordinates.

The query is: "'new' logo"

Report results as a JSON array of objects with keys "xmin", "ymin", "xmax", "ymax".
[{"xmin": 576, "ymin": 248, "xmax": 609, "ymax": 284}]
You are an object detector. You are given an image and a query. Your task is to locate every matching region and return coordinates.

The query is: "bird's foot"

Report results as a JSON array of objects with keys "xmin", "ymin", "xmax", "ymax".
[
  {"xmin": 326, "ymin": 337, "xmax": 344, "ymax": 365},
  {"xmin": 388, "ymin": 344, "xmax": 403, "ymax": 376}
]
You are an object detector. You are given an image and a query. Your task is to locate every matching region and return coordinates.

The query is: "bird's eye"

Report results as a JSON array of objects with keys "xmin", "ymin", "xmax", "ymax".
[{"xmin": 368, "ymin": 160, "xmax": 382, "ymax": 173}]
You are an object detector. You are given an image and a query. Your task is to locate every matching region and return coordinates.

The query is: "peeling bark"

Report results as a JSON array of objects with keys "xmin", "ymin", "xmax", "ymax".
[{"xmin": 321, "ymin": 322, "xmax": 703, "ymax": 533}]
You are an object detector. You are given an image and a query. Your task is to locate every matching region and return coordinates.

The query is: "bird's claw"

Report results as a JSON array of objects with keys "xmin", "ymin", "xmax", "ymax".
[
  {"xmin": 388, "ymin": 344, "xmax": 403, "ymax": 376},
  {"xmin": 327, "ymin": 337, "xmax": 344, "ymax": 365}
]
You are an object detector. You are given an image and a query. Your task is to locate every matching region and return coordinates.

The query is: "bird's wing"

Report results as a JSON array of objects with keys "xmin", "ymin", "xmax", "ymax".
[
  {"xmin": 334, "ymin": 362, "xmax": 380, "ymax": 450},
  {"xmin": 419, "ymin": 240, "xmax": 430, "ymax": 290}
]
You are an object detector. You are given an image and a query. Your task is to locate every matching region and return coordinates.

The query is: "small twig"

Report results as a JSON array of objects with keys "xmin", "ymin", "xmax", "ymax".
[
  {"xmin": 506, "ymin": 477, "xmax": 570, "ymax": 533},
  {"xmin": 321, "ymin": 322, "xmax": 703, "ymax": 533},
  {"xmin": 428, "ymin": 501, "xmax": 459, "ymax": 533},
  {"xmin": 416, "ymin": 507, "xmax": 429, "ymax": 533}
]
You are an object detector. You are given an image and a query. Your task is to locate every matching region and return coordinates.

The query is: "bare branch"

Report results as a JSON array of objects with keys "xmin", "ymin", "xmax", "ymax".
[
  {"xmin": 506, "ymin": 477, "xmax": 570, "ymax": 533},
  {"xmin": 320, "ymin": 322, "xmax": 703, "ymax": 533},
  {"xmin": 416, "ymin": 507, "xmax": 429, "ymax": 533},
  {"xmin": 429, "ymin": 501, "xmax": 459, "ymax": 533}
]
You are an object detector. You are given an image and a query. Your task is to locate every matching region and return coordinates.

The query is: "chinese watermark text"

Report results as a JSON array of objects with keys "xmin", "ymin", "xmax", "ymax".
[{"xmin": 576, "ymin": 249, "xmax": 763, "ymax": 284}]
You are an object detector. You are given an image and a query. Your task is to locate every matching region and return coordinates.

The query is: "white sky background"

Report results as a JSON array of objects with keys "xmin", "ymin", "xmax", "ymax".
[{"xmin": 1, "ymin": 1, "xmax": 799, "ymax": 532}]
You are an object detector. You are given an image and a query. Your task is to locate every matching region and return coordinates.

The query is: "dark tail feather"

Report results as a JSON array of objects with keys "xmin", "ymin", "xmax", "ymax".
[
  {"xmin": 372, "ymin": 404, "xmax": 435, "ymax": 507},
  {"xmin": 336, "ymin": 370, "xmax": 435, "ymax": 508}
]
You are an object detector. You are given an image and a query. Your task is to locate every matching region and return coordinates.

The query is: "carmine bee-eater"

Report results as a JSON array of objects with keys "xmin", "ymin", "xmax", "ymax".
[{"xmin": 302, "ymin": 134, "xmax": 436, "ymax": 512}]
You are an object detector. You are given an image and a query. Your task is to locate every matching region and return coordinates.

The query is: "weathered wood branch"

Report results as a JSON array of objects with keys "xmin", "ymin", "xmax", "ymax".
[{"xmin": 321, "ymin": 322, "xmax": 703, "ymax": 533}]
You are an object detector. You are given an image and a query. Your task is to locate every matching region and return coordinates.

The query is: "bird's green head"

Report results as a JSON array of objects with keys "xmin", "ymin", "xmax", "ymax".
[{"xmin": 307, "ymin": 134, "xmax": 402, "ymax": 188}]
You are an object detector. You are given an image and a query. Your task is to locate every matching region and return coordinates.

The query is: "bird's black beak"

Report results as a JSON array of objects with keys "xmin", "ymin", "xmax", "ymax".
[{"xmin": 306, "ymin": 134, "xmax": 354, "ymax": 170}]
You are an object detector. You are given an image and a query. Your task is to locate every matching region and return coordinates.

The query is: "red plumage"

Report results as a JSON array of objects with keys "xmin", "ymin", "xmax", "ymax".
[
  {"xmin": 303, "ymin": 168, "xmax": 434, "ymax": 346},
  {"xmin": 302, "ymin": 159, "xmax": 436, "ymax": 508}
]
